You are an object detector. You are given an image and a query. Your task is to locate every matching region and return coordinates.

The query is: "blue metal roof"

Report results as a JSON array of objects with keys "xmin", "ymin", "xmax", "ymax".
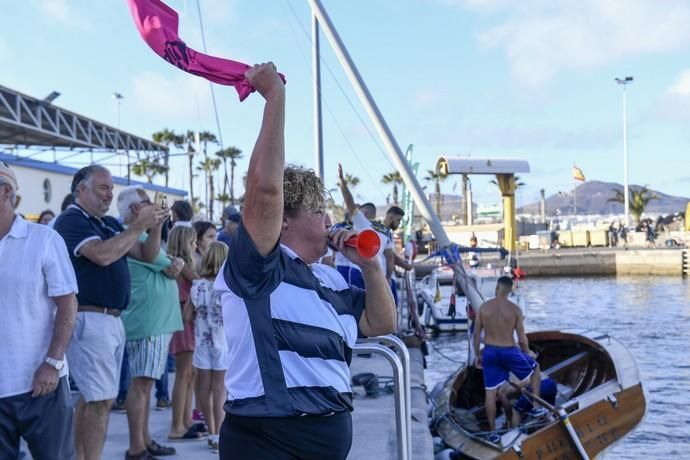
[{"xmin": 0, "ymin": 151, "xmax": 187, "ymax": 196}]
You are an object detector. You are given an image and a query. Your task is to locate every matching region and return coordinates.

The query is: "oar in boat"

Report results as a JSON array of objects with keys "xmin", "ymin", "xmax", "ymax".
[{"xmin": 506, "ymin": 381, "xmax": 590, "ymax": 460}]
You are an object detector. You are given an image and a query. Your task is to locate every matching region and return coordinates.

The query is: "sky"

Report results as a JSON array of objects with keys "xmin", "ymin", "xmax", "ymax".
[{"xmin": 2, "ymin": 0, "xmax": 690, "ymax": 213}]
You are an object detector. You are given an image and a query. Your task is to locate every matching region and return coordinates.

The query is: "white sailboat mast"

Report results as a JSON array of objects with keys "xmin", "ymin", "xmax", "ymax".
[
  {"xmin": 306, "ymin": 0, "xmax": 484, "ymax": 316},
  {"xmin": 306, "ymin": 0, "xmax": 446, "ymax": 246}
]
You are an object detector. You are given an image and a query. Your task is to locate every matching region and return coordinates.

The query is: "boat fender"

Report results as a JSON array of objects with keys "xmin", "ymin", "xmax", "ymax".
[{"xmin": 447, "ymin": 294, "xmax": 456, "ymax": 319}]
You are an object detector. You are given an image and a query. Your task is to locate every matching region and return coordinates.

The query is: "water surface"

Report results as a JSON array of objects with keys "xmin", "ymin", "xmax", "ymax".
[{"xmin": 424, "ymin": 277, "xmax": 690, "ymax": 459}]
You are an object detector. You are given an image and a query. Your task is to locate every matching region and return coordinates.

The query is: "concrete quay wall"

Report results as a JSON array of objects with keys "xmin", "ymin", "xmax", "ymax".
[{"xmin": 516, "ymin": 248, "xmax": 684, "ymax": 277}]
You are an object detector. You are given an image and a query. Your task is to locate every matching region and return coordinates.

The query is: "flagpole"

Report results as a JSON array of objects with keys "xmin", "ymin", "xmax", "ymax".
[{"xmin": 573, "ymin": 179, "xmax": 576, "ymax": 216}]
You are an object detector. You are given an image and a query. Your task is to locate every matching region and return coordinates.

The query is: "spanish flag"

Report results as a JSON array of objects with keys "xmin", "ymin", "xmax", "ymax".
[{"xmin": 573, "ymin": 165, "xmax": 586, "ymax": 182}]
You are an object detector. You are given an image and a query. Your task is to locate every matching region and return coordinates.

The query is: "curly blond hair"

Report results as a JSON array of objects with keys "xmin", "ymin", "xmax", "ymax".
[{"xmin": 283, "ymin": 165, "xmax": 327, "ymax": 218}]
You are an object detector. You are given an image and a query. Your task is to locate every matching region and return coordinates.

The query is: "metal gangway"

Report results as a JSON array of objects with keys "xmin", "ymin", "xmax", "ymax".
[{"xmin": 353, "ymin": 335, "xmax": 412, "ymax": 460}]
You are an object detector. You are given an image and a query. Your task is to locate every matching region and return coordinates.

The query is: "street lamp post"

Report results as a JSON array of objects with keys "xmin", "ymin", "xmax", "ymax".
[
  {"xmin": 112, "ymin": 92, "xmax": 127, "ymax": 181},
  {"xmin": 615, "ymin": 76, "xmax": 633, "ymax": 227}
]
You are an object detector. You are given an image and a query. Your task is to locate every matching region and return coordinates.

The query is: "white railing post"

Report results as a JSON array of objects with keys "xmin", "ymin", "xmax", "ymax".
[{"xmin": 356, "ymin": 335, "xmax": 412, "ymax": 459}]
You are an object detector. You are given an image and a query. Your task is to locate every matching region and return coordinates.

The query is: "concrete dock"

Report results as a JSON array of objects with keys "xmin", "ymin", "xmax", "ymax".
[
  {"xmin": 40, "ymin": 343, "xmax": 433, "ymax": 459},
  {"xmin": 416, "ymin": 247, "xmax": 686, "ymax": 277}
]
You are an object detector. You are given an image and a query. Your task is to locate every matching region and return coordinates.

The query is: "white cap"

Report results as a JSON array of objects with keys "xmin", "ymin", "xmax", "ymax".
[{"xmin": 0, "ymin": 163, "xmax": 18, "ymax": 191}]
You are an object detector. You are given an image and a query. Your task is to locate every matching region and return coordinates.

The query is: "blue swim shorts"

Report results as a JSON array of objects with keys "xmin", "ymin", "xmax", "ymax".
[
  {"xmin": 514, "ymin": 378, "xmax": 558, "ymax": 413},
  {"xmin": 481, "ymin": 345, "xmax": 537, "ymax": 390}
]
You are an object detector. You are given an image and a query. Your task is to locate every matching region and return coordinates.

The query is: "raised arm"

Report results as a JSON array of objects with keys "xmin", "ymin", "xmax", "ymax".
[
  {"xmin": 128, "ymin": 217, "xmax": 166, "ymax": 263},
  {"xmin": 79, "ymin": 206, "xmax": 164, "ymax": 266},
  {"xmin": 331, "ymin": 229, "xmax": 395, "ymax": 337},
  {"xmin": 338, "ymin": 163, "xmax": 357, "ymax": 218},
  {"xmin": 394, "ymin": 253, "xmax": 414, "ymax": 271},
  {"xmin": 242, "ymin": 63, "xmax": 286, "ymax": 256}
]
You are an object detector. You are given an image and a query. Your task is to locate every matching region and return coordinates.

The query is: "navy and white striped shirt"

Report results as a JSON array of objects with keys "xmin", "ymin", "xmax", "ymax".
[{"xmin": 215, "ymin": 224, "xmax": 366, "ymax": 417}]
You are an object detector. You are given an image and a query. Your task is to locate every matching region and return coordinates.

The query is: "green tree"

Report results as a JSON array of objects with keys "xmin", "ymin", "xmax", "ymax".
[
  {"xmin": 215, "ymin": 192, "xmax": 231, "ymax": 210},
  {"xmin": 180, "ymin": 131, "xmax": 198, "ymax": 204},
  {"xmin": 381, "ymin": 171, "xmax": 403, "ymax": 205},
  {"xmin": 489, "ymin": 175, "xmax": 526, "ymax": 191},
  {"xmin": 608, "ymin": 186, "xmax": 659, "ymax": 224},
  {"xmin": 424, "ymin": 169, "xmax": 448, "ymax": 217},
  {"xmin": 215, "ymin": 147, "xmax": 243, "ymax": 205},
  {"xmin": 131, "ymin": 157, "xmax": 168, "ymax": 184},
  {"xmin": 343, "ymin": 173, "xmax": 360, "ymax": 188},
  {"xmin": 151, "ymin": 129, "xmax": 183, "ymax": 187},
  {"xmin": 197, "ymin": 158, "xmax": 221, "ymax": 220}
]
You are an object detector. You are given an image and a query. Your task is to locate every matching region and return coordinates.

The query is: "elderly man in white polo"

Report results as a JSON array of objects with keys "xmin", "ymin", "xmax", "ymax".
[{"xmin": 0, "ymin": 162, "xmax": 79, "ymax": 459}]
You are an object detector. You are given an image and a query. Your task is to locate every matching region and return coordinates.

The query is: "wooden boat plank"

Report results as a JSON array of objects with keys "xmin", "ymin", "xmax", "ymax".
[{"xmin": 496, "ymin": 383, "xmax": 645, "ymax": 460}]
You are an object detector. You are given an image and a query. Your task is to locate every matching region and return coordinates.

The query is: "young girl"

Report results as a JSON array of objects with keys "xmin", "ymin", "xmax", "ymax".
[
  {"xmin": 166, "ymin": 226, "xmax": 203, "ymax": 440},
  {"xmin": 186, "ymin": 241, "xmax": 229, "ymax": 453},
  {"xmin": 192, "ymin": 220, "xmax": 217, "ymax": 268}
]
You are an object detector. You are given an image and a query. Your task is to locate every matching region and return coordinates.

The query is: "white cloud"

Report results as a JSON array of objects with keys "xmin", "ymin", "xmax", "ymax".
[
  {"xmin": 131, "ymin": 71, "xmax": 214, "ymax": 121},
  {"xmin": 34, "ymin": 0, "xmax": 90, "ymax": 30},
  {"xmin": 655, "ymin": 69, "xmax": 690, "ymax": 121},
  {"xmin": 452, "ymin": 0, "xmax": 690, "ymax": 86},
  {"xmin": 667, "ymin": 69, "xmax": 690, "ymax": 96}
]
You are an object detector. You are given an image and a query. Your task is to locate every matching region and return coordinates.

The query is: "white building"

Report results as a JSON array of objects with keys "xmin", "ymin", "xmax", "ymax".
[{"xmin": 1, "ymin": 152, "xmax": 187, "ymax": 221}]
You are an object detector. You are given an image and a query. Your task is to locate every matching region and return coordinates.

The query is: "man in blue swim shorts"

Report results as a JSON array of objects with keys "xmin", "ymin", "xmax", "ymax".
[{"xmin": 473, "ymin": 276, "xmax": 543, "ymax": 440}]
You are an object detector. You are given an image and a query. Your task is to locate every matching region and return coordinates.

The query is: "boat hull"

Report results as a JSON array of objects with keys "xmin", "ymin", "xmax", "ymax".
[{"xmin": 431, "ymin": 330, "xmax": 646, "ymax": 460}]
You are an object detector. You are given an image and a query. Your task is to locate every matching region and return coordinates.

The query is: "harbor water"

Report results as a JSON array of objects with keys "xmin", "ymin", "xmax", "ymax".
[{"xmin": 425, "ymin": 276, "xmax": 690, "ymax": 459}]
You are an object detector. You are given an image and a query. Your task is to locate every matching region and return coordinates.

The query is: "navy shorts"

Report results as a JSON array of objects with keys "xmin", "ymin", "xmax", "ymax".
[
  {"xmin": 482, "ymin": 345, "xmax": 537, "ymax": 390},
  {"xmin": 514, "ymin": 378, "xmax": 558, "ymax": 413}
]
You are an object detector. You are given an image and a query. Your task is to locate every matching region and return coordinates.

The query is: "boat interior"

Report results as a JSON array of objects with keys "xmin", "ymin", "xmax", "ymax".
[{"xmin": 449, "ymin": 335, "xmax": 618, "ymax": 437}]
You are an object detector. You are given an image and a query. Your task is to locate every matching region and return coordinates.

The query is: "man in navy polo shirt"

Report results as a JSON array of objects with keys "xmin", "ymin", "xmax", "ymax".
[
  {"xmin": 214, "ymin": 63, "xmax": 396, "ymax": 460},
  {"xmin": 54, "ymin": 165, "xmax": 168, "ymax": 460}
]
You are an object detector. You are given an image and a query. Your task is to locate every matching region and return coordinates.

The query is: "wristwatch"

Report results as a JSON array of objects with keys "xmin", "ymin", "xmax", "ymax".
[{"xmin": 44, "ymin": 356, "xmax": 65, "ymax": 371}]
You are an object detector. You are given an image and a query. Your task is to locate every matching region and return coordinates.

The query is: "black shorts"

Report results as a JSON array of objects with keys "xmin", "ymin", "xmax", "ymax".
[
  {"xmin": 0, "ymin": 377, "xmax": 74, "ymax": 460},
  {"xmin": 219, "ymin": 411, "xmax": 352, "ymax": 460}
]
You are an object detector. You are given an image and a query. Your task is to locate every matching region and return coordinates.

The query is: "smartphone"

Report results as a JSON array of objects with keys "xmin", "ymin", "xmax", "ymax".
[{"xmin": 154, "ymin": 192, "xmax": 168, "ymax": 209}]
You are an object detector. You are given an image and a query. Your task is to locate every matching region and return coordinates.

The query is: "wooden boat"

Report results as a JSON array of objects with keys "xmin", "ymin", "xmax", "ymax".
[{"xmin": 430, "ymin": 329, "xmax": 646, "ymax": 459}]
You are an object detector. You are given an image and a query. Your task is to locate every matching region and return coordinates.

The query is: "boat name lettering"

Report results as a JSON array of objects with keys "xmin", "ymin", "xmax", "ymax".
[{"xmin": 535, "ymin": 438, "xmax": 572, "ymax": 460}]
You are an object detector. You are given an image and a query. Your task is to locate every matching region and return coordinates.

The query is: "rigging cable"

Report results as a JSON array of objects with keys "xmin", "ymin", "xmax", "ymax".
[
  {"xmin": 196, "ymin": 0, "xmax": 229, "ymax": 195},
  {"xmin": 281, "ymin": 2, "xmax": 387, "ymax": 202},
  {"xmin": 283, "ymin": 2, "xmax": 401, "ymax": 179}
]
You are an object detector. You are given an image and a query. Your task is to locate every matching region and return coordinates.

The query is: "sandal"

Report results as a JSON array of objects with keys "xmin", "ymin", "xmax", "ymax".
[
  {"xmin": 147, "ymin": 440, "xmax": 176, "ymax": 456},
  {"xmin": 167, "ymin": 427, "xmax": 204, "ymax": 441}
]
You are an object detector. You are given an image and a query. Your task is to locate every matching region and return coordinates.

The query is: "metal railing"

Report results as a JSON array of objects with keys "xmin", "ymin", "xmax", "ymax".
[{"xmin": 354, "ymin": 335, "xmax": 412, "ymax": 460}]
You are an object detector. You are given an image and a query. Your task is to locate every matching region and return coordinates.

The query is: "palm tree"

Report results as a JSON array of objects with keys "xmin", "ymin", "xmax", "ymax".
[
  {"xmin": 181, "ymin": 131, "xmax": 198, "ymax": 204},
  {"xmin": 381, "ymin": 171, "xmax": 403, "ymax": 205},
  {"xmin": 424, "ymin": 169, "xmax": 448, "ymax": 217},
  {"xmin": 197, "ymin": 158, "xmax": 221, "ymax": 220},
  {"xmin": 215, "ymin": 192, "xmax": 231, "ymax": 210},
  {"xmin": 215, "ymin": 147, "xmax": 243, "ymax": 204},
  {"xmin": 197, "ymin": 131, "xmax": 218, "ymax": 159},
  {"xmin": 608, "ymin": 186, "xmax": 659, "ymax": 224},
  {"xmin": 343, "ymin": 173, "xmax": 360, "ymax": 188},
  {"xmin": 489, "ymin": 175, "xmax": 526, "ymax": 192},
  {"xmin": 131, "ymin": 157, "xmax": 168, "ymax": 184},
  {"xmin": 151, "ymin": 129, "xmax": 183, "ymax": 187}
]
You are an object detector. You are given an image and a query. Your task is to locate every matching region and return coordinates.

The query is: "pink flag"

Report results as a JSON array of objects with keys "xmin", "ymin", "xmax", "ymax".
[{"xmin": 128, "ymin": 0, "xmax": 285, "ymax": 101}]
